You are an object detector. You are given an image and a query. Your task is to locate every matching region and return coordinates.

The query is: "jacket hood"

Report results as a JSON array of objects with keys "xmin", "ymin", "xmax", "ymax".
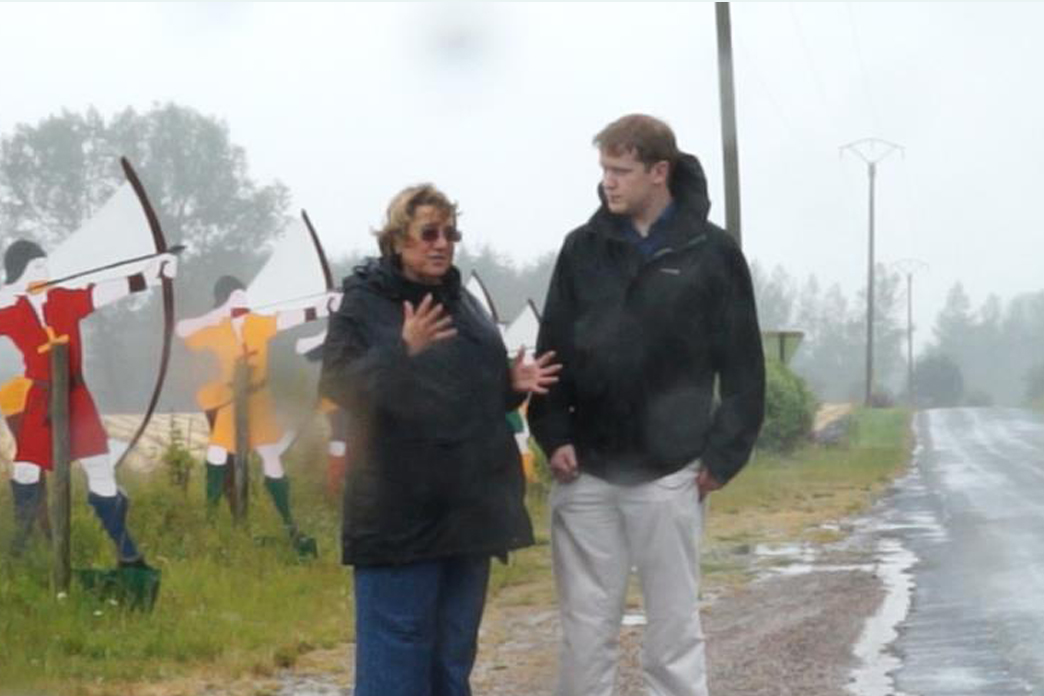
[{"xmin": 593, "ymin": 151, "xmax": 711, "ymax": 227}]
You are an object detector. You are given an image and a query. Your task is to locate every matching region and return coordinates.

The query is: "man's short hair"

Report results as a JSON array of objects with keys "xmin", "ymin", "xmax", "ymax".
[
  {"xmin": 593, "ymin": 114, "xmax": 679, "ymax": 171},
  {"xmin": 374, "ymin": 183, "xmax": 459, "ymax": 258}
]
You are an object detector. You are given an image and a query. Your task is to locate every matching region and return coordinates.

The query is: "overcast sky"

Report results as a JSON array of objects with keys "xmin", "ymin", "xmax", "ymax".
[{"xmin": 1, "ymin": 2, "xmax": 1042, "ymax": 350}]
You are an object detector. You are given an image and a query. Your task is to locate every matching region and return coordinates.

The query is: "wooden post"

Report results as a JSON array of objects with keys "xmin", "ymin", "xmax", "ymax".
[
  {"xmin": 49, "ymin": 343, "xmax": 71, "ymax": 593},
  {"xmin": 231, "ymin": 359, "xmax": 251, "ymax": 525}
]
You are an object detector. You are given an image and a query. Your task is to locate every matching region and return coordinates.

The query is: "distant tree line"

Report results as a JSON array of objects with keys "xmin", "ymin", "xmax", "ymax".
[
  {"xmin": 922, "ymin": 283, "xmax": 1044, "ymax": 407},
  {"xmin": 0, "ymin": 104, "xmax": 289, "ymax": 412},
  {"xmin": 5, "ymin": 104, "xmax": 1044, "ymax": 413},
  {"xmin": 752, "ymin": 262, "xmax": 1044, "ymax": 408},
  {"xmin": 749, "ymin": 261, "xmax": 906, "ymax": 404}
]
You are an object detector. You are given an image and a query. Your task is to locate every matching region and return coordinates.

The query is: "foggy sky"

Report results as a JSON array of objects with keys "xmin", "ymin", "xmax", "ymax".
[{"xmin": 1, "ymin": 2, "xmax": 1042, "ymax": 351}]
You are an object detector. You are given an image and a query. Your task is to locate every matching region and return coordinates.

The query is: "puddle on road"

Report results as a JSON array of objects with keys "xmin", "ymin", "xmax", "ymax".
[
  {"xmin": 845, "ymin": 453, "xmax": 943, "ymax": 696},
  {"xmin": 275, "ymin": 678, "xmax": 347, "ymax": 696},
  {"xmin": 846, "ymin": 537, "xmax": 916, "ymax": 696},
  {"xmin": 750, "ymin": 532, "xmax": 918, "ymax": 696},
  {"xmin": 621, "ymin": 612, "xmax": 647, "ymax": 626},
  {"xmin": 752, "ymin": 538, "xmax": 875, "ymax": 578}
]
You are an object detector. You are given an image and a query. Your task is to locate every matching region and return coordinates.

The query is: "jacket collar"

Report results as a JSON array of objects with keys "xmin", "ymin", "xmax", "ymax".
[{"xmin": 348, "ymin": 255, "xmax": 462, "ymax": 305}]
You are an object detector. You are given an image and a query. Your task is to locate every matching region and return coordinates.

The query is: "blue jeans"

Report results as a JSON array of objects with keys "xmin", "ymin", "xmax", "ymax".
[{"xmin": 353, "ymin": 555, "xmax": 491, "ymax": 696}]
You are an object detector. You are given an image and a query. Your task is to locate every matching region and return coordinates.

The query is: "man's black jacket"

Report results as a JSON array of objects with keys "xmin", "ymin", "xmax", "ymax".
[
  {"xmin": 319, "ymin": 258, "xmax": 534, "ymax": 566},
  {"xmin": 528, "ymin": 153, "xmax": 765, "ymax": 485}
]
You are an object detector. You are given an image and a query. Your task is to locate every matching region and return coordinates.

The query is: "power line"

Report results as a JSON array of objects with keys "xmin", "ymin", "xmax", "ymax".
[
  {"xmin": 845, "ymin": 3, "xmax": 883, "ymax": 135},
  {"xmin": 732, "ymin": 33, "xmax": 805, "ymax": 146},
  {"xmin": 788, "ymin": 3, "xmax": 842, "ymax": 143}
]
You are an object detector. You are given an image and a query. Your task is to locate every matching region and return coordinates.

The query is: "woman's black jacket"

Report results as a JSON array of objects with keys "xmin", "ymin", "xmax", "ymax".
[{"xmin": 319, "ymin": 257, "xmax": 534, "ymax": 567}]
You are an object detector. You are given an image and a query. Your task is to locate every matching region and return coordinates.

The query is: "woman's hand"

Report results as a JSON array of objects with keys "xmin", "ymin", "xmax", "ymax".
[
  {"xmin": 402, "ymin": 294, "xmax": 457, "ymax": 356},
  {"xmin": 510, "ymin": 348, "xmax": 561, "ymax": 394}
]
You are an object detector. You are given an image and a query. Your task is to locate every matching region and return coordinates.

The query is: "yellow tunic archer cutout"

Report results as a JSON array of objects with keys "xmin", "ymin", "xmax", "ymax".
[{"xmin": 184, "ymin": 314, "xmax": 284, "ymax": 452}]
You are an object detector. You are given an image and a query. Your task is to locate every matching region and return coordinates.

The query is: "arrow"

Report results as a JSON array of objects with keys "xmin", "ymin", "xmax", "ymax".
[{"xmin": 30, "ymin": 244, "xmax": 186, "ymax": 294}]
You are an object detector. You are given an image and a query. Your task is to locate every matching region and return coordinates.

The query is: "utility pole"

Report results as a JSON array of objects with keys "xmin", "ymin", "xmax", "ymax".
[
  {"xmin": 893, "ymin": 259, "xmax": 928, "ymax": 407},
  {"xmin": 841, "ymin": 138, "xmax": 903, "ymax": 406},
  {"xmin": 715, "ymin": 2, "xmax": 742, "ymax": 247}
]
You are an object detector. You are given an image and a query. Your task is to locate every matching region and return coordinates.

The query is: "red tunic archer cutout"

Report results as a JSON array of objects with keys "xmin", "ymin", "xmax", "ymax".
[{"xmin": 0, "ymin": 287, "xmax": 108, "ymax": 469}]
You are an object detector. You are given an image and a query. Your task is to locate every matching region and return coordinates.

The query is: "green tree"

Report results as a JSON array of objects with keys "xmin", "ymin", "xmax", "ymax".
[
  {"xmin": 912, "ymin": 352, "xmax": 964, "ymax": 408},
  {"xmin": 933, "ymin": 283, "xmax": 974, "ymax": 349},
  {"xmin": 750, "ymin": 261, "xmax": 796, "ymax": 331},
  {"xmin": 0, "ymin": 104, "xmax": 291, "ymax": 411}
]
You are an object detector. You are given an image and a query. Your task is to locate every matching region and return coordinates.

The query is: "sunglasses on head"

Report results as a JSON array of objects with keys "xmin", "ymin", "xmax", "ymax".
[{"xmin": 418, "ymin": 224, "xmax": 462, "ymax": 243}]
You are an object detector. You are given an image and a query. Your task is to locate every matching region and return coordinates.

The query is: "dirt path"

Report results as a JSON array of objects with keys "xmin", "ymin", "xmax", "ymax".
[
  {"xmin": 262, "ymin": 539, "xmax": 884, "ymax": 696},
  {"xmin": 472, "ymin": 566, "xmax": 882, "ymax": 696},
  {"xmin": 80, "ymin": 531, "xmax": 884, "ymax": 696}
]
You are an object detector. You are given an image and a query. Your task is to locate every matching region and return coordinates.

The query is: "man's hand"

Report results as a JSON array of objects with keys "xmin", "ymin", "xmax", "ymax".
[
  {"xmin": 696, "ymin": 467, "xmax": 722, "ymax": 502},
  {"xmin": 549, "ymin": 444, "xmax": 579, "ymax": 483},
  {"xmin": 402, "ymin": 294, "xmax": 457, "ymax": 356}
]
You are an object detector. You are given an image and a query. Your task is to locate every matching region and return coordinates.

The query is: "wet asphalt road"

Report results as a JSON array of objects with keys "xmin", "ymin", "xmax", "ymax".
[{"xmin": 885, "ymin": 408, "xmax": 1044, "ymax": 695}]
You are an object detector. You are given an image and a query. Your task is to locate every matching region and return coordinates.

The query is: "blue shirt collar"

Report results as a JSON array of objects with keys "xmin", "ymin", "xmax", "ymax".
[{"xmin": 620, "ymin": 201, "xmax": 677, "ymax": 259}]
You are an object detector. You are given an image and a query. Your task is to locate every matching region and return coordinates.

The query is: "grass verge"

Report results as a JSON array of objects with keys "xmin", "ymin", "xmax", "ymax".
[
  {"xmin": 0, "ymin": 408, "xmax": 909, "ymax": 694},
  {"xmin": 702, "ymin": 407, "xmax": 912, "ymax": 587}
]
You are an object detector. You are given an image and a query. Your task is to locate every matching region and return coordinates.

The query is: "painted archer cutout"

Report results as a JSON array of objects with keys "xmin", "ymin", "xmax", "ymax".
[
  {"xmin": 465, "ymin": 272, "xmax": 542, "ymax": 483},
  {"xmin": 0, "ymin": 239, "xmax": 177, "ymax": 563},
  {"xmin": 176, "ymin": 275, "xmax": 338, "ymax": 551}
]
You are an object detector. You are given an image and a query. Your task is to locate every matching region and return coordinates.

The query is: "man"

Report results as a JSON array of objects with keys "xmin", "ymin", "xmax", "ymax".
[{"xmin": 528, "ymin": 114, "xmax": 765, "ymax": 696}]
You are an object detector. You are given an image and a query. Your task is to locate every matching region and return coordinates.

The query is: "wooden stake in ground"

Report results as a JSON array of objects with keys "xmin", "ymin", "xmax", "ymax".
[
  {"xmin": 49, "ymin": 342, "xmax": 71, "ymax": 593},
  {"xmin": 231, "ymin": 358, "xmax": 251, "ymax": 525}
]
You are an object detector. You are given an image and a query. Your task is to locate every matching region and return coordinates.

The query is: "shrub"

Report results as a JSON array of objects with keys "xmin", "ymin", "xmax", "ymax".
[{"xmin": 759, "ymin": 359, "xmax": 817, "ymax": 453}]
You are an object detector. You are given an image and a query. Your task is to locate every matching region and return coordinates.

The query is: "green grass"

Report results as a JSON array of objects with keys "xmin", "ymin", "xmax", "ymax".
[
  {"xmin": 0, "ymin": 427, "xmax": 349, "ymax": 695},
  {"xmin": 705, "ymin": 407, "xmax": 912, "ymax": 565},
  {"xmin": 0, "ymin": 409, "xmax": 909, "ymax": 694},
  {"xmin": 0, "ymin": 424, "xmax": 555, "ymax": 696}
]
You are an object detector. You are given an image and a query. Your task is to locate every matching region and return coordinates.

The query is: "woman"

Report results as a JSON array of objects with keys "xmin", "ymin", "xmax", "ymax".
[{"xmin": 320, "ymin": 184, "xmax": 558, "ymax": 696}]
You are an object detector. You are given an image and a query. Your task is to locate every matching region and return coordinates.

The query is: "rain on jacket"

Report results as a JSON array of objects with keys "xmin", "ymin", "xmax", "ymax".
[
  {"xmin": 320, "ymin": 257, "xmax": 534, "ymax": 566},
  {"xmin": 528, "ymin": 153, "xmax": 766, "ymax": 485}
]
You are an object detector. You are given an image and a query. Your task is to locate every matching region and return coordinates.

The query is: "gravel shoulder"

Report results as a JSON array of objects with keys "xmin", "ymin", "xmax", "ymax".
[
  {"xmin": 86, "ymin": 531, "xmax": 885, "ymax": 696},
  {"xmin": 264, "ymin": 542, "xmax": 885, "ymax": 696},
  {"xmin": 469, "ymin": 565, "xmax": 882, "ymax": 696}
]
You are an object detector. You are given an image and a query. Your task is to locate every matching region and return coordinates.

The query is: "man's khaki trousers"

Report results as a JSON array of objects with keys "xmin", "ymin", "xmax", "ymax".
[{"xmin": 550, "ymin": 463, "xmax": 707, "ymax": 696}]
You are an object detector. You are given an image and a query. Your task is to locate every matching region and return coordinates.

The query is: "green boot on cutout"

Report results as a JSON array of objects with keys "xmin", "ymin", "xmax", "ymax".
[
  {"xmin": 205, "ymin": 463, "xmax": 227, "ymax": 517},
  {"xmin": 263, "ymin": 476, "xmax": 316, "ymax": 558}
]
